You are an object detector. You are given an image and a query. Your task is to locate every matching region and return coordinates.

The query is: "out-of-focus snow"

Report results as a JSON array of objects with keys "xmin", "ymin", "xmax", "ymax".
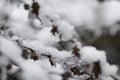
[
  {"xmin": 45, "ymin": 0, "xmax": 97, "ymax": 28},
  {"xmin": 21, "ymin": 60, "xmax": 48, "ymax": 80},
  {"xmin": 21, "ymin": 59, "xmax": 63, "ymax": 80},
  {"xmin": 101, "ymin": 76, "xmax": 114, "ymax": 80},
  {"xmin": 1, "ymin": 0, "xmax": 120, "ymax": 38},
  {"xmin": 0, "ymin": 36, "xmax": 22, "ymax": 63},
  {"xmin": 7, "ymin": 4, "xmax": 37, "ymax": 39},
  {"xmin": 101, "ymin": 1, "xmax": 120, "ymax": 26},
  {"xmin": 42, "ymin": 0, "xmax": 120, "ymax": 34}
]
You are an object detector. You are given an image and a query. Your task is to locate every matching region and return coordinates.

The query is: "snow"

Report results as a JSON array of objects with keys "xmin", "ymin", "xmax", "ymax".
[
  {"xmin": 22, "ymin": 40, "xmax": 72, "ymax": 60},
  {"xmin": 80, "ymin": 46, "xmax": 106, "ymax": 63},
  {"xmin": 30, "ymin": 19, "xmax": 42, "ymax": 28},
  {"xmin": 35, "ymin": 27, "xmax": 60, "ymax": 46},
  {"xmin": 7, "ymin": 4, "xmax": 37, "ymax": 39},
  {"xmin": 102, "ymin": 63, "xmax": 118, "ymax": 76},
  {"xmin": 101, "ymin": 1, "xmax": 120, "ymax": 26},
  {"xmin": 56, "ymin": 20, "xmax": 75, "ymax": 41},
  {"xmin": 0, "ymin": 0, "xmax": 120, "ymax": 80},
  {"xmin": 43, "ymin": 0, "xmax": 120, "ymax": 34},
  {"xmin": 0, "ymin": 56, "xmax": 9, "ymax": 67},
  {"xmin": 0, "ymin": 36, "xmax": 22, "ymax": 63},
  {"xmin": 21, "ymin": 59, "xmax": 64, "ymax": 80},
  {"xmin": 38, "ymin": 59, "xmax": 64, "ymax": 74},
  {"xmin": 21, "ymin": 60, "xmax": 48, "ymax": 80},
  {"xmin": 101, "ymin": 76, "xmax": 114, "ymax": 80},
  {"xmin": 46, "ymin": 0, "xmax": 97, "ymax": 28},
  {"xmin": 80, "ymin": 46, "xmax": 118, "ymax": 77},
  {"xmin": 8, "ymin": 65, "xmax": 19, "ymax": 74}
]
